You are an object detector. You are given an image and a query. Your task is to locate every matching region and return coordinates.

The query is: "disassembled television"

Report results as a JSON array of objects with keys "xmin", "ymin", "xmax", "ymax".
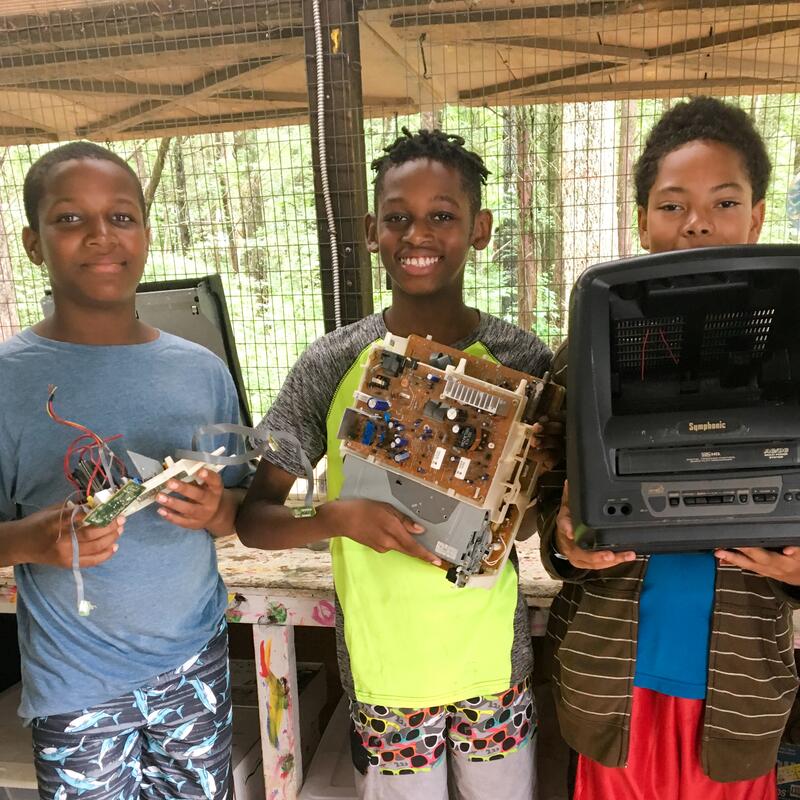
[
  {"xmin": 567, "ymin": 244, "xmax": 800, "ymax": 552},
  {"xmin": 337, "ymin": 333, "xmax": 564, "ymax": 588}
]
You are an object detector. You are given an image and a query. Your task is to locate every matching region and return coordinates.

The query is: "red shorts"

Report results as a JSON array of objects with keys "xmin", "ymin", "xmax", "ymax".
[{"xmin": 574, "ymin": 686, "xmax": 777, "ymax": 800}]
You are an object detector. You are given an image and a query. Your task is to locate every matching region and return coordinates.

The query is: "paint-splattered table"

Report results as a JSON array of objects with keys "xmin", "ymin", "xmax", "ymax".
[{"xmin": 0, "ymin": 535, "xmax": 561, "ymax": 800}]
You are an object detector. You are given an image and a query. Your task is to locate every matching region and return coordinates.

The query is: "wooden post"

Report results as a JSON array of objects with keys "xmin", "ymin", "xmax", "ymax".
[
  {"xmin": 253, "ymin": 622, "xmax": 302, "ymax": 800},
  {"xmin": 303, "ymin": 0, "xmax": 373, "ymax": 331}
]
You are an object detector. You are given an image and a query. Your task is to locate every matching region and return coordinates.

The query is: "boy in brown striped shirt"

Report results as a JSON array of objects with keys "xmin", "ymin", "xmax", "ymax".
[{"xmin": 542, "ymin": 97, "xmax": 797, "ymax": 799}]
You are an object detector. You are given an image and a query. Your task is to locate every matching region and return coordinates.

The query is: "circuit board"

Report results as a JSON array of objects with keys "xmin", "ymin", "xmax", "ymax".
[
  {"xmin": 83, "ymin": 480, "xmax": 147, "ymax": 527},
  {"xmin": 338, "ymin": 333, "xmax": 564, "ymax": 587},
  {"xmin": 82, "ymin": 455, "xmax": 224, "ymax": 527}
]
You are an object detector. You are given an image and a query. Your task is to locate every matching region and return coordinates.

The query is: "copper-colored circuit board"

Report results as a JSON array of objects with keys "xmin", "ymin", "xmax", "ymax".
[{"xmin": 339, "ymin": 334, "xmax": 564, "ymax": 581}]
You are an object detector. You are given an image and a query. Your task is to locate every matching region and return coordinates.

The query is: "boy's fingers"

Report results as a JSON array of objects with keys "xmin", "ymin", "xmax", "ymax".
[
  {"xmin": 199, "ymin": 469, "xmax": 223, "ymax": 487},
  {"xmin": 396, "ymin": 534, "xmax": 441, "ymax": 566},
  {"xmin": 156, "ymin": 494, "xmax": 204, "ymax": 517},
  {"xmin": 399, "ymin": 515, "xmax": 425, "ymax": 534},
  {"xmin": 561, "ymin": 535, "xmax": 636, "ymax": 569},
  {"xmin": 382, "ymin": 504, "xmax": 425, "ymax": 534},
  {"xmin": 75, "ymin": 530, "xmax": 121, "ymax": 557},
  {"xmin": 164, "ymin": 480, "xmax": 206, "ymax": 502},
  {"xmin": 533, "ymin": 421, "xmax": 563, "ymax": 436},
  {"xmin": 78, "ymin": 544, "xmax": 119, "ymax": 567},
  {"xmin": 384, "ymin": 520, "xmax": 440, "ymax": 565},
  {"xmin": 77, "ymin": 518, "xmax": 125, "ymax": 541}
]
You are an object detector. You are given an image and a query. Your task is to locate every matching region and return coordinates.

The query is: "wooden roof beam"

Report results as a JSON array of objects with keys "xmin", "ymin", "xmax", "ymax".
[
  {"xmin": 624, "ymin": 0, "xmax": 800, "ymax": 12},
  {"xmin": 387, "ymin": 0, "xmax": 800, "ymax": 26},
  {"xmin": 483, "ymin": 35, "xmax": 649, "ymax": 62},
  {"xmin": 463, "ymin": 16, "xmax": 800, "ymax": 102},
  {"xmin": 0, "ymin": 25, "xmax": 303, "ymax": 76},
  {"xmin": 0, "ymin": 125, "xmax": 56, "ymax": 139},
  {"xmin": 360, "ymin": 15, "xmax": 448, "ymax": 105},
  {"xmin": 0, "ymin": 78, "xmax": 186, "ymax": 97},
  {"xmin": 0, "ymin": 0, "xmax": 303, "ymax": 48},
  {"xmin": 646, "ymin": 18, "xmax": 800, "ymax": 60},
  {"xmin": 565, "ymin": 18, "xmax": 800, "ymax": 96},
  {"xmin": 515, "ymin": 75, "xmax": 797, "ymax": 102},
  {"xmin": 76, "ymin": 55, "xmax": 294, "ymax": 137},
  {"xmin": 389, "ymin": 2, "xmax": 618, "ymax": 27},
  {"xmin": 120, "ymin": 106, "xmax": 307, "ymax": 136},
  {"xmin": 459, "ymin": 60, "xmax": 622, "ymax": 101},
  {"xmin": 216, "ymin": 88, "xmax": 415, "ymax": 106}
]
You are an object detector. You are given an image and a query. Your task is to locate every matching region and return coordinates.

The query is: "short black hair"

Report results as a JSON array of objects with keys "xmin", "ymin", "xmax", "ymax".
[
  {"xmin": 371, "ymin": 127, "xmax": 490, "ymax": 215},
  {"xmin": 634, "ymin": 96, "xmax": 771, "ymax": 207},
  {"xmin": 23, "ymin": 141, "xmax": 146, "ymax": 231}
]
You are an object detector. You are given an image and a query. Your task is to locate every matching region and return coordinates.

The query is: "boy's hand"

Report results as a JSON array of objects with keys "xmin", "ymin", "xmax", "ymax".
[
  {"xmin": 156, "ymin": 469, "xmax": 232, "ymax": 535},
  {"xmin": 329, "ymin": 498, "xmax": 442, "ymax": 566},
  {"xmin": 715, "ymin": 546, "xmax": 800, "ymax": 585},
  {"xmin": 22, "ymin": 504, "xmax": 123, "ymax": 568},
  {"xmin": 531, "ymin": 417, "xmax": 563, "ymax": 471},
  {"xmin": 553, "ymin": 481, "xmax": 637, "ymax": 570}
]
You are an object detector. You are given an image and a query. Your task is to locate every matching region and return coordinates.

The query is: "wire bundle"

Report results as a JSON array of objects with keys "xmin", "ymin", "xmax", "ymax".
[
  {"xmin": 47, "ymin": 386, "xmax": 126, "ymax": 617},
  {"xmin": 47, "ymin": 384, "xmax": 126, "ymax": 500}
]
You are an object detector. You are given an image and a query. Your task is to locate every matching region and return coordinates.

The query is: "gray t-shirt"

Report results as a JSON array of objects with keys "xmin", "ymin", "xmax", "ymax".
[{"xmin": 0, "ymin": 329, "xmax": 249, "ymax": 718}]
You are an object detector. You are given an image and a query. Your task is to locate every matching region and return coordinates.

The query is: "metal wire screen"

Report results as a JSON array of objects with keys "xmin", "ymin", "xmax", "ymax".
[{"xmin": 1, "ymin": 0, "xmax": 800, "ymax": 427}]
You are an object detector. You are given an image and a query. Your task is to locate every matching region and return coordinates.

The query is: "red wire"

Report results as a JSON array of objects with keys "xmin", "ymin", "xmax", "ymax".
[
  {"xmin": 640, "ymin": 327, "xmax": 680, "ymax": 382},
  {"xmin": 640, "ymin": 329, "xmax": 651, "ymax": 381},
  {"xmin": 47, "ymin": 386, "xmax": 126, "ymax": 498},
  {"xmin": 658, "ymin": 328, "xmax": 680, "ymax": 364}
]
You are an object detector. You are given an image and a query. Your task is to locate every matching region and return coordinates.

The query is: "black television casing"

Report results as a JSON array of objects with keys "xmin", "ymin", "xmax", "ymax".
[{"xmin": 567, "ymin": 245, "xmax": 800, "ymax": 552}]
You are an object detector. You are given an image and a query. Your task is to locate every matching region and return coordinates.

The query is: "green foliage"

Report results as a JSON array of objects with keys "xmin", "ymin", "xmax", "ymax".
[{"xmin": 3, "ymin": 94, "xmax": 800, "ymax": 417}]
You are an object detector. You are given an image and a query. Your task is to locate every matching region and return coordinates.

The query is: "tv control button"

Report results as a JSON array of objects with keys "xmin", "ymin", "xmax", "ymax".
[{"xmin": 649, "ymin": 496, "xmax": 667, "ymax": 513}]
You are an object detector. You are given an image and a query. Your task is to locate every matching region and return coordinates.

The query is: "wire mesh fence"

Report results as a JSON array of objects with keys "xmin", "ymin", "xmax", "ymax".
[{"xmin": 1, "ymin": 1, "xmax": 799, "ymax": 424}]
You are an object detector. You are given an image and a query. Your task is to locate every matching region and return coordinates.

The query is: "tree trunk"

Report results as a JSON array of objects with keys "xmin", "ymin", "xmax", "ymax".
[
  {"xmin": 172, "ymin": 137, "xmax": 192, "ymax": 253},
  {"xmin": 214, "ymin": 132, "xmax": 240, "ymax": 274},
  {"xmin": 234, "ymin": 129, "xmax": 266, "ymax": 276},
  {"xmin": 494, "ymin": 107, "xmax": 516, "ymax": 319},
  {"xmin": 144, "ymin": 136, "xmax": 172, "ymax": 219},
  {"xmin": 420, "ymin": 107, "xmax": 443, "ymax": 132},
  {"xmin": 0, "ymin": 150, "xmax": 20, "ymax": 341},
  {"xmin": 128, "ymin": 144, "xmax": 147, "ymax": 184},
  {"xmin": 540, "ymin": 104, "xmax": 564, "ymax": 334},
  {"xmin": 515, "ymin": 106, "xmax": 537, "ymax": 333},
  {"xmin": 617, "ymin": 99, "xmax": 637, "ymax": 257}
]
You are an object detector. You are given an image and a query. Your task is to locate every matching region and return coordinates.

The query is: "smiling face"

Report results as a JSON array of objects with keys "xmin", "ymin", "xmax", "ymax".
[
  {"xmin": 365, "ymin": 158, "xmax": 492, "ymax": 297},
  {"xmin": 22, "ymin": 158, "xmax": 149, "ymax": 310},
  {"xmin": 638, "ymin": 139, "xmax": 765, "ymax": 254}
]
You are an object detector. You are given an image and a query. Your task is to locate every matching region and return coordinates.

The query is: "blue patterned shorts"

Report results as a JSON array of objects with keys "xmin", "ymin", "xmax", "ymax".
[{"xmin": 32, "ymin": 619, "xmax": 232, "ymax": 800}]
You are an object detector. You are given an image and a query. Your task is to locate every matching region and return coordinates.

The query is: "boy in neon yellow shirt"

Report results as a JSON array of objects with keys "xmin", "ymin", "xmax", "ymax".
[{"xmin": 238, "ymin": 129, "xmax": 553, "ymax": 799}]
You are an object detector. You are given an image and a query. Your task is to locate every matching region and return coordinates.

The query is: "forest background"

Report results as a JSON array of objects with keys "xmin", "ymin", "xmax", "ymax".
[{"xmin": 1, "ymin": 96, "xmax": 798, "ymax": 421}]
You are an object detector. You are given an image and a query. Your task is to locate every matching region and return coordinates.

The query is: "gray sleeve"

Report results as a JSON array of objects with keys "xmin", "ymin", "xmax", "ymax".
[
  {"xmin": 255, "ymin": 331, "xmax": 361, "ymax": 477},
  {"xmin": 507, "ymin": 331, "xmax": 553, "ymax": 378},
  {"xmin": 482, "ymin": 316, "xmax": 553, "ymax": 378}
]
